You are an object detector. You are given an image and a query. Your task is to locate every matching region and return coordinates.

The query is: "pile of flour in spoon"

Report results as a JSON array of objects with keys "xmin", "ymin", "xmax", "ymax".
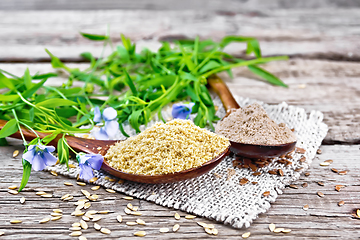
[{"xmin": 215, "ymin": 103, "xmax": 296, "ymax": 145}]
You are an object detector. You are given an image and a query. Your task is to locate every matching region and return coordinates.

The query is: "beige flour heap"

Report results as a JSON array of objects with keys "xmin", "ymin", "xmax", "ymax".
[
  {"xmin": 105, "ymin": 119, "xmax": 230, "ymax": 175},
  {"xmin": 215, "ymin": 103, "xmax": 296, "ymax": 145}
]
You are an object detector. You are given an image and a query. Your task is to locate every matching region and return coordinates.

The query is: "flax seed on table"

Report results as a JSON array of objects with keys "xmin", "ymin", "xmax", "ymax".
[{"xmin": 105, "ymin": 119, "xmax": 230, "ymax": 175}]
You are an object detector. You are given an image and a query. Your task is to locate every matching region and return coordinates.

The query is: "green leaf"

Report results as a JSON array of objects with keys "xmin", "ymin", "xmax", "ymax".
[
  {"xmin": 0, "ymin": 119, "xmax": 18, "ymax": 138},
  {"xmin": 129, "ymin": 109, "xmax": 143, "ymax": 133},
  {"xmin": 41, "ymin": 130, "xmax": 61, "ymax": 145},
  {"xmin": 124, "ymin": 70, "xmax": 137, "ymax": 95},
  {"xmin": 45, "ymin": 49, "xmax": 69, "ymax": 70},
  {"xmin": 23, "ymin": 68, "xmax": 33, "ymax": 89},
  {"xmin": 57, "ymin": 136, "xmax": 69, "ymax": 167},
  {"xmin": 19, "ymin": 158, "xmax": 32, "ymax": 191},
  {"xmin": 29, "ymin": 107, "xmax": 35, "ymax": 122},
  {"xmin": 199, "ymin": 60, "xmax": 222, "ymax": 74},
  {"xmin": 246, "ymin": 39, "xmax": 261, "ymax": 58},
  {"xmin": 21, "ymin": 78, "xmax": 47, "ymax": 100},
  {"xmin": 0, "ymin": 138, "xmax": 8, "ymax": 146},
  {"xmin": 32, "ymin": 72, "xmax": 58, "ymax": 80},
  {"xmin": 80, "ymin": 32, "xmax": 108, "ymax": 41},
  {"xmin": 0, "ymin": 94, "xmax": 19, "ymax": 101},
  {"xmin": 36, "ymin": 98, "xmax": 77, "ymax": 108},
  {"xmin": 248, "ymin": 65, "xmax": 287, "ymax": 87},
  {"xmin": 0, "ymin": 72, "xmax": 16, "ymax": 90}
]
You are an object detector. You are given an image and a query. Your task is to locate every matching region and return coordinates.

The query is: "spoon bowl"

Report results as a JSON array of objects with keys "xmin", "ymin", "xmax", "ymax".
[
  {"xmin": 0, "ymin": 119, "xmax": 230, "ymax": 184},
  {"xmin": 207, "ymin": 75, "xmax": 296, "ymax": 159}
]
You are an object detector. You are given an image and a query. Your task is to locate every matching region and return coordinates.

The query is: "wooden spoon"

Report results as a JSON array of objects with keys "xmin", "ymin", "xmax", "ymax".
[
  {"xmin": 207, "ymin": 75, "xmax": 296, "ymax": 159},
  {"xmin": 0, "ymin": 119, "xmax": 230, "ymax": 184}
]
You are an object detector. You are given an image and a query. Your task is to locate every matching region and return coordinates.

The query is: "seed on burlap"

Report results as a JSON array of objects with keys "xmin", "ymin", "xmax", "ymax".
[
  {"xmin": 100, "ymin": 228, "xmax": 111, "ymax": 234},
  {"xmin": 51, "ymin": 216, "xmax": 62, "ymax": 221},
  {"xmin": 136, "ymin": 219, "xmax": 146, "ymax": 225},
  {"xmin": 80, "ymin": 220, "xmax": 88, "ymax": 230},
  {"xmin": 338, "ymin": 201, "xmax": 345, "ymax": 206},
  {"xmin": 289, "ymin": 184, "xmax": 298, "ymax": 189},
  {"xmin": 12, "ymin": 150, "xmax": 20, "ymax": 158},
  {"xmin": 106, "ymin": 189, "xmax": 115, "ymax": 193},
  {"xmin": 69, "ymin": 231, "xmax": 82, "ymax": 237},
  {"xmin": 268, "ymin": 170, "xmax": 277, "ymax": 175},
  {"xmin": 295, "ymin": 168, "xmax": 303, "ymax": 172},
  {"xmin": 117, "ymin": 215, "xmax": 123, "ymax": 223},
  {"xmin": 317, "ymin": 192, "xmax": 325, "ymax": 198},
  {"xmin": 227, "ymin": 168, "xmax": 236, "ymax": 181},
  {"xmin": 8, "ymin": 190, "xmax": 18, "ymax": 195},
  {"xmin": 242, "ymin": 232, "xmax": 251, "ymax": 238},
  {"xmin": 278, "ymin": 169, "xmax": 284, "ymax": 176},
  {"xmin": 252, "ymin": 182, "xmax": 258, "ymax": 185},
  {"xmin": 331, "ymin": 168, "xmax": 338, "ymax": 173},
  {"xmin": 174, "ymin": 212, "xmax": 180, "ymax": 220},
  {"xmin": 296, "ymin": 147, "xmax": 306, "ymax": 154},
  {"xmin": 339, "ymin": 170, "xmax": 348, "ymax": 175},
  {"xmin": 317, "ymin": 182, "xmax": 324, "ymax": 186},
  {"xmin": 64, "ymin": 182, "xmax": 73, "ymax": 186},
  {"xmin": 20, "ymin": 197, "xmax": 26, "ymax": 204},
  {"xmin": 185, "ymin": 215, "xmax": 196, "ymax": 219},
  {"xmin": 240, "ymin": 178, "xmax": 249, "ymax": 185},
  {"xmin": 91, "ymin": 186, "xmax": 100, "ymax": 191},
  {"xmin": 269, "ymin": 223, "xmax": 276, "ymax": 232},
  {"xmin": 77, "ymin": 182, "xmax": 86, "ymax": 186},
  {"xmin": 134, "ymin": 231, "xmax": 146, "ymax": 237},
  {"xmin": 94, "ymin": 223, "xmax": 101, "ymax": 231},
  {"xmin": 304, "ymin": 172, "xmax": 310, "ymax": 177},
  {"xmin": 118, "ymin": 179, "xmax": 125, "ymax": 184},
  {"xmin": 123, "ymin": 196, "xmax": 133, "ymax": 200},
  {"xmin": 303, "ymin": 204, "xmax": 309, "ymax": 211},
  {"xmin": 126, "ymin": 221, "xmax": 137, "ymax": 226},
  {"xmin": 213, "ymin": 172, "xmax": 222, "ymax": 178},
  {"xmin": 92, "ymin": 216, "xmax": 102, "ymax": 222},
  {"xmin": 39, "ymin": 218, "xmax": 50, "ymax": 223},
  {"xmin": 41, "ymin": 194, "xmax": 52, "ymax": 198},
  {"xmin": 173, "ymin": 224, "xmax": 180, "ymax": 232},
  {"xmin": 159, "ymin": 228, "xmax": 170, "ymax": 233},
  {"xmin": 263, "ymin": 191, "xmax": 270, "ymax": 197},
  {"xmin": 252, "ymin": 172, "xmax": 261, "ymax": 176}
]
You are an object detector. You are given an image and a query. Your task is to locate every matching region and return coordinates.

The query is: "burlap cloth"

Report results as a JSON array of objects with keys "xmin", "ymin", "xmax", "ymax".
[{"xmin": 46, "ymin": 96, "xmax": 328, "ymax": 228}]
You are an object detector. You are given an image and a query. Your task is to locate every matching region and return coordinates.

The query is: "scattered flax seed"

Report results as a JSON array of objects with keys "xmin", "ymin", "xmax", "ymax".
[
  {"xmin": 72, "ymin": 222, "xmax": 81, "ymax": 227},
  {"xmin": 282, "ymin": 229, "xmax": 292, "ymax": 233},
  {"xmin": 50, "ymin": 171, "xmax": 58, "ymax": 176},
  {"xmin": 123, "ymin": 196, "xmax": 133, "ymax": 200},
  {"xmin": 68, "ymin": 164, "xmax": 77, "ymax": 168},
  {"xmin": 41, "ymin": 194, "xmax": 53, "ymax": 198},
  {"xmin": 0, "ymin": 232, "xmax": 4, "ymax": 236},
  {"xmin": 159, "ymin": 228, "xmax": 170, "ymax": 233},
  {"xmin": 240, "ymin": 178, "xmax": 249, "ymax": 185},
  {"xmin": 213, "ymin": 172, "xmax": 222, "ymax": 179},
  {"xmin": 278, "ymin": 169, "xmax": 284, "ymax": 176},
  {"xmin": 79, "ymin": 236, "xmax": 87, "ymax": 240},
  {"xmin": 20, "ymin": 197, "xmax": 26, "ymax": 204},
  {"xmin": 273, "ymin": 228, "xmax": 285, "ymax": 233},
  {"xmin": 295, "ymin": 168, "xmax": 303, "ymax": 172},
  {"xmin": 317, "ymin": 192, "xmax": 325, "ymax": 198},
  {"xmin": 82, "ymin": 216, "xmax": 90, "ymax": 222},
  {"xmin": 339, "ymin": 170, "xmax": 348, "ymax": 175},
  {"xmin": 295, "ymin": 147, "xmax": 306, "ymax": 154},
  {"xmin": 108, "ymin": 178, "xmax": 116, "ymax": 182},
  {"xmin": 8, "ymin": 185, "xmax": 17, "ymax": 190},
  {"xmin": 91, "ymin": 186, "xmax": 100, "ymax": 191},
  {"xmin": 80, "ymin": 220, "xmax": 88, "ymax": 230},
  {"xmin": 72, "ymin": 211, "xmax": 85, "ymax": 217},
  {"xmin": 268, "ymin": 170, "xmax": 277, "ymax": 175},
  {"xmin": 324, "ymin": 159, "xmax": 333, "ymax": 164},
  {"xmin": 51, "ymin": 216, "xmax": 62, "ymax": 221},
  {"xmin": 197, "ymin": 222, "xmax": 207, "ymax": 228},
  {"xmin": 98, "ymin": 210, "xmax": 110, "ymax": 214},
  {"xmin": 269, "ymin": 223, "xmax": 276, "ymax": 232},
  {"xmin": 174, "ymin": 212, "xmax": 180, "ymax": 220},
  {"xmin": 117, "ymin": 215, "xmax": 123, "ymax": 223},
  {"xmin": 69, "ymin": 227, "xmax": 81, "ymax": 231},
  {"xmin": 8, "ymin": 190, "xmax": 18, "ymax": 195},
  {"xmin": 51, "ymin": 213, "xmax": 62, "ymax": 217},
  {"xmin": 127, "ymin": 203, "xmax": 134, "ymax": 210},
  {"xmin": 94, "ymin": 223, "xmax": 101, "ymax": 231},
  {"xmin": 212, "ymin": 228, "xmax": 219, "ymax": 235},
  {"xmin": 335, "ymin": 185, "xmax": 345, "ymax": 191},
  {"xmin": 289, "ymin": 184, "xmax": 298, "ymax": 189},
  {"xmin": 303, "ymin": 204, "xmax": 309, "ymax": 211},
  {"xmin": 61, "ymin": 194, "xmax": 70, "ymax": 199},
  {"xmin": 89, "ymin": 177, "xmax": 98, "ymax": 183},
  {"xmin": 126, "ymin": 221, "xmax": 138, "ymax": 226},
  {"xmin": 227, "ymin": 168, "xmax": 236, "ymax": 181},
  {"xmin": 13, "ymin": 150, "xmax": 20, "ymax": 158},
  {"xmin": 302, "ymin": 183, "xmax": 308, "ymax": 188},
  {"xmin": 357, "ymin": 209, "xmax": 360, "ymax": 218},
  {"xmin": 81, "ymin": 190, "xmax": 90, "ymax": 197},
  {"xmin": 173, "ymin": 224, "xmax": 180, "ymax": 232},
  {"xmin": 84, "ymin": 202, "xmax": 91, "ymax": 209},
  {"xmin": 299, "ymin": 157, "xmax": 306, "ymax": 162},
  {"xmin": 124, "ymin": 208, "xmax": 132, "ymax": 215},
  {"xmin": 252, "ymin": 182, "xmax": 258, "ymax": 185},
  {"xmin": 205, "ymin": 227, "xmax": 213, "ymax": 235},
  {"xmin": 263, "ymin": 191, "xmax": 270, "ymax": 197},
  {"xmin": 100, "ymin": 228, "xmax": 111, "ymax": 234},
  {"xmin": 53, "ymin": 209, "xmax": 62, "ymax": 213},
  {"xmin": 69, "ymin": 231, "xmax": 82, "ymax": 237},
  {"xmin": 252, "ymin": 172, "xmax": 261, "ymax": 176},
  {"xmin": 320, "ymin": 162, "xmax": 331, "ymax": 166},
  {"xmin": 136, "ymin": 219, "xmax": 146, "ymax": 225},
  {"xmin": 92, "ymin": 216, "xmax": 102, "ymax": 222},
  {"xmin": 317, "ymin": 182, "xmax": 325, "ymax": 186},
  {"xmin": 185, "ymin": 215, "xmax": 196, "ymax": 219},
  {"xmin": 331, "ymin": 168, "xmax": 338, "ymax": 173},
  {"xmin": 63, "ymin": 196, "xmax": 74, "ymax": 201},
  {"xmin": 39, "ymin": 218, "xmax": 50, "ymax": 223},
  {"xmin": 242, "ymin": 232, "xmax": 251, "ymax": 238},
  {"xmin": 64, "ymin": 182, "xmax": 73, "ymax": 186},
  {"xmin": 77, "ymin": 182, "xmax": 86, "ymax": 186},
  {"xmin": 131, "ymin": 211, "xmax": 142, "ymax": 216},
  {"xmin": 317, "ymin": 149, "xmax": 322, "ymax": 154},
  {"xmin": 104, "ymin": 176, "xmax": 110, "ymax": 180},
  {"xmin": 134, "ymin": 231, "xmax": 146, "ymax": 237},
  {"xmin": 338, "ymin": 201, "xmax": 345, "ymax": 206},
  {"xmin": 304, "ymin": 172, "xmax": 310, "ymax": 177},
  {"xmin": 86, "ymin": 210, "xmax": 97, "ymax": 215},
  {"xmin": 118, "ymin": 179, "xmax": 125, "ymax": 184},
  {"xmin": 10, "ymin": 219, "xmax": 22, "ymax": 224}
]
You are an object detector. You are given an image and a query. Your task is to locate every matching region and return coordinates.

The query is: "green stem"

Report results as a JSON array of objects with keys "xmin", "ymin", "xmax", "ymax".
[{"xmin": 11, "ymin": 109, "xmax": 28, "ymax": 147}]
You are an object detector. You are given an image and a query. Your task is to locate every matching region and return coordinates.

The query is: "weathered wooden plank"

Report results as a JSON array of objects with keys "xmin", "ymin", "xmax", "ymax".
[
  {"xmin": 1, "ymin": 58, "xmax": 359, "ymax": 143},
  {"xmin": 0, "ymin": 9, "xmax": 359, "ymax": 61},
  {"xmin": 0, "ymin": 142, "xmax": 359, "ymax": 239}
]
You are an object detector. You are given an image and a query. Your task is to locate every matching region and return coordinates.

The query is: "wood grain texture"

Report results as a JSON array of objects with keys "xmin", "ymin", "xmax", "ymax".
[
  {"xmin": 0, "ymin": 9, "xmax": 359, "ymax": 61},
  {"xmin": 0, "ymin": 142, "xmax": 359, "ymax": 239},
  {"xmin": 1, "ymin": 58, "xmax": 359, "ymax": 144}
]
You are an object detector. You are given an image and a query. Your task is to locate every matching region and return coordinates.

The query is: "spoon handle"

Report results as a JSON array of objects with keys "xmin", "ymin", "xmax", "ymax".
[{"xmin": 207, "ymin": 75, "xmax": 240, "ymax": 112}]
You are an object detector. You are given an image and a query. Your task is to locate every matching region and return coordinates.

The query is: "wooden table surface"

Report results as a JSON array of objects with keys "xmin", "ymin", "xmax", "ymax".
[{"xmin": 1, "ymin": 3, "xmax": 360, "ymax": 239}]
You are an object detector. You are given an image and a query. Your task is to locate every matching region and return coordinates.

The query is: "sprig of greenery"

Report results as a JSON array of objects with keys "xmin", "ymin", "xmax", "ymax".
[{"xmin": 0, "ymin": 32, "xmax": 288, "ymax": 190}]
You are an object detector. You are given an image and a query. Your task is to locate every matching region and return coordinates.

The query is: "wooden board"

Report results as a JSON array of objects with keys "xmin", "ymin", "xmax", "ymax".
[{"xmin": 0, "ymin": 141, "xmax": 359, "ymax": 239}]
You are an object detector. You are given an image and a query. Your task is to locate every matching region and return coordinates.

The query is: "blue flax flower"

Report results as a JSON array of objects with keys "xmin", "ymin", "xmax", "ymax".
[
  {"xmin": 93, "ymin": 106, "xmax": 119, "ymax": 140},
  {"xmin": 77, "ymin": 153, "xmax": 104, "ymax": 180},
  {"xmin": 22, "ymin": 144, "xmax": 58, "ymax": 171},
  {"xmin": 172, "ymin": 102, "xmax": 195, "ymax": 120}
]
